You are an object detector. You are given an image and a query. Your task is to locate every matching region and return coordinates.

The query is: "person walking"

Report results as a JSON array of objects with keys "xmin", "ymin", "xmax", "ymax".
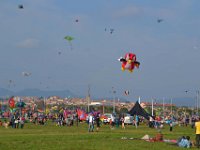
[{"xmin": 195, "ymin": 118, "xmax": 200, "ymax": 148}]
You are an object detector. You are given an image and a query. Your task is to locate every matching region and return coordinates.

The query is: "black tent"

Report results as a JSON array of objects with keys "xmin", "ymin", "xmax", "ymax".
[{"xmin": 129, "ymin": 101, "xmax": 152, "ymax": 120}]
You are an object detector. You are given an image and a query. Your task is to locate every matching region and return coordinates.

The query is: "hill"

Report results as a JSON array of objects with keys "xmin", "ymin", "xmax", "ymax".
[{"xmin": 0, "ymin": 88, "xmax": 76, "ymax": 98}]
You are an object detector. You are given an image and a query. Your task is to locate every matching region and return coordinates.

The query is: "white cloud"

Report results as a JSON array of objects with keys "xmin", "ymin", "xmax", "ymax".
[{"xmin": 16, "ymin": 38, "xmax": 40, "ymax": 48}]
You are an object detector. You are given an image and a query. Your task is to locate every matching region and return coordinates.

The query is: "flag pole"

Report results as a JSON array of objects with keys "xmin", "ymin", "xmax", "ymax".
[
  {"xmin": 151, "ymin": 98, "xmax": 154, "ymax": 116},
  {"xmin": 138, "ymin": 96, "xmax": 141, "ymax": 104},
  {"xmin": 163, "ymin": 98, "xmax": 165, "ymax": 118}
]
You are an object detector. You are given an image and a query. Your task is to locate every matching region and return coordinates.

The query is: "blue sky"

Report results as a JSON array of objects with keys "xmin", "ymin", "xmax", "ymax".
[{"xmin": 0, "ymin": 0, "xmax": 200, "ymax": 103}]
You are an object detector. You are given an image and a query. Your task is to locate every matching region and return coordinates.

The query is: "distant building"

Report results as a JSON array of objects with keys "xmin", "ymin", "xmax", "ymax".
[{"xmin": 89, "ymin": 102, "xmax": 102, "ymax": 106}]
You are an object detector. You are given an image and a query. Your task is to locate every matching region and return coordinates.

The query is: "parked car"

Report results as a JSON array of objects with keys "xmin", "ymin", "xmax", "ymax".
[
  {"xmin": 124, "ymin": 113, "xmax": 134, "ymax": 125},
  {"xmin": 101, "ymin": 113, "xmax": 115, "ymax": 124}
]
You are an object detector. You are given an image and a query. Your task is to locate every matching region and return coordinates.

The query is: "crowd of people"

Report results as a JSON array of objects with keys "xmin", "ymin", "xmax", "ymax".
[
  {"xmin": 0, "ymin": 111, "xmax": 25, "ymax": 129},
  {"xmin": 2, "ymin": 110, "xmax": 200, "ymax": 148}
]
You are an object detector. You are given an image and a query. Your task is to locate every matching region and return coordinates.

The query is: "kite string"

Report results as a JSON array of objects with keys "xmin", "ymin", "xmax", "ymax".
[{"xmin": 69, "ymin": 42, "xmax": 73, "ymax": 50}]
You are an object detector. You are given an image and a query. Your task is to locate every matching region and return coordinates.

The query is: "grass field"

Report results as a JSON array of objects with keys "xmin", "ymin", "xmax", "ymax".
[{"xmin": 0, "ymin": 121, "xmax": 197, "ymax": 150}]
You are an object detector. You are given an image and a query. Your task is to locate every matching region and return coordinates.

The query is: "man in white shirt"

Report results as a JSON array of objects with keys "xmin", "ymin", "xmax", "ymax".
[{"xmin": 88, "ymin": 114, "xmax": 94, "ymax": 132}]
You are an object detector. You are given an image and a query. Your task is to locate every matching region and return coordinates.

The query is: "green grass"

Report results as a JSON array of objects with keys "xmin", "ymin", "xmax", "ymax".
[{"xmin": 0, "ymin": 122, "xmax": 197, "ymax": 150}]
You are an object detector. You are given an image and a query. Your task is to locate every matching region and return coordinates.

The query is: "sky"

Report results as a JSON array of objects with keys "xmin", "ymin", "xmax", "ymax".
[{"xmin": 0, "ymin": 0, "xmax": 200, "ymax": 104}]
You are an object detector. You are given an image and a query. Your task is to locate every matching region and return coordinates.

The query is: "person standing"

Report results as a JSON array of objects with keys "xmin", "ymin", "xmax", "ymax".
[
  {"xmin": 20, "ymin": 116, "xmax": 25, "ymax": 129},
  {"xmin": 120, "ymin": 115, "xmax": 125, "ymax": 129},
  {"xmin": 135, "ymin": 115, "xmax": 139, "ymax": 126},
  {"xmin": 11, "ymin": 115, "xmax": 15, "ymax": 128},
  {"xmin": 195, "ymin": 118, "xmax": 200, "ymax": 148},
  {"xmin": 88, "ymin": 114, "xmax": 94, "ymax": 132},
  {"xmin": 135, "ymin": 115, "xmax": 139, "ymax": 128},
  {"xmin": 75, "ymin": 111, "xmax": 79, "ymax": 127},
  {"xmin": 191, "ymin": 117, "xmax": 196, "ymax": 129},
  {"xmin": 14, "ymin": 116, "xmax": 20, "ymax": 128},
  {"xmin": 110, "ymin": 115, "xmax": 115, "ymax": 129},
  {"xmin": 169, "ymin": 121, "xmax": 173, "ymax": 132},
  {"xmin": 96, "ymin": 112, "xmax": 100, "ymax": 132}
]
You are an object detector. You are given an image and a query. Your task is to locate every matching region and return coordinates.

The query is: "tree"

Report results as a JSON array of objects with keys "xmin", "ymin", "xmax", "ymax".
[{"xmin": 119, "ymin": 107, "xmax": 128, "ymax": 114}]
